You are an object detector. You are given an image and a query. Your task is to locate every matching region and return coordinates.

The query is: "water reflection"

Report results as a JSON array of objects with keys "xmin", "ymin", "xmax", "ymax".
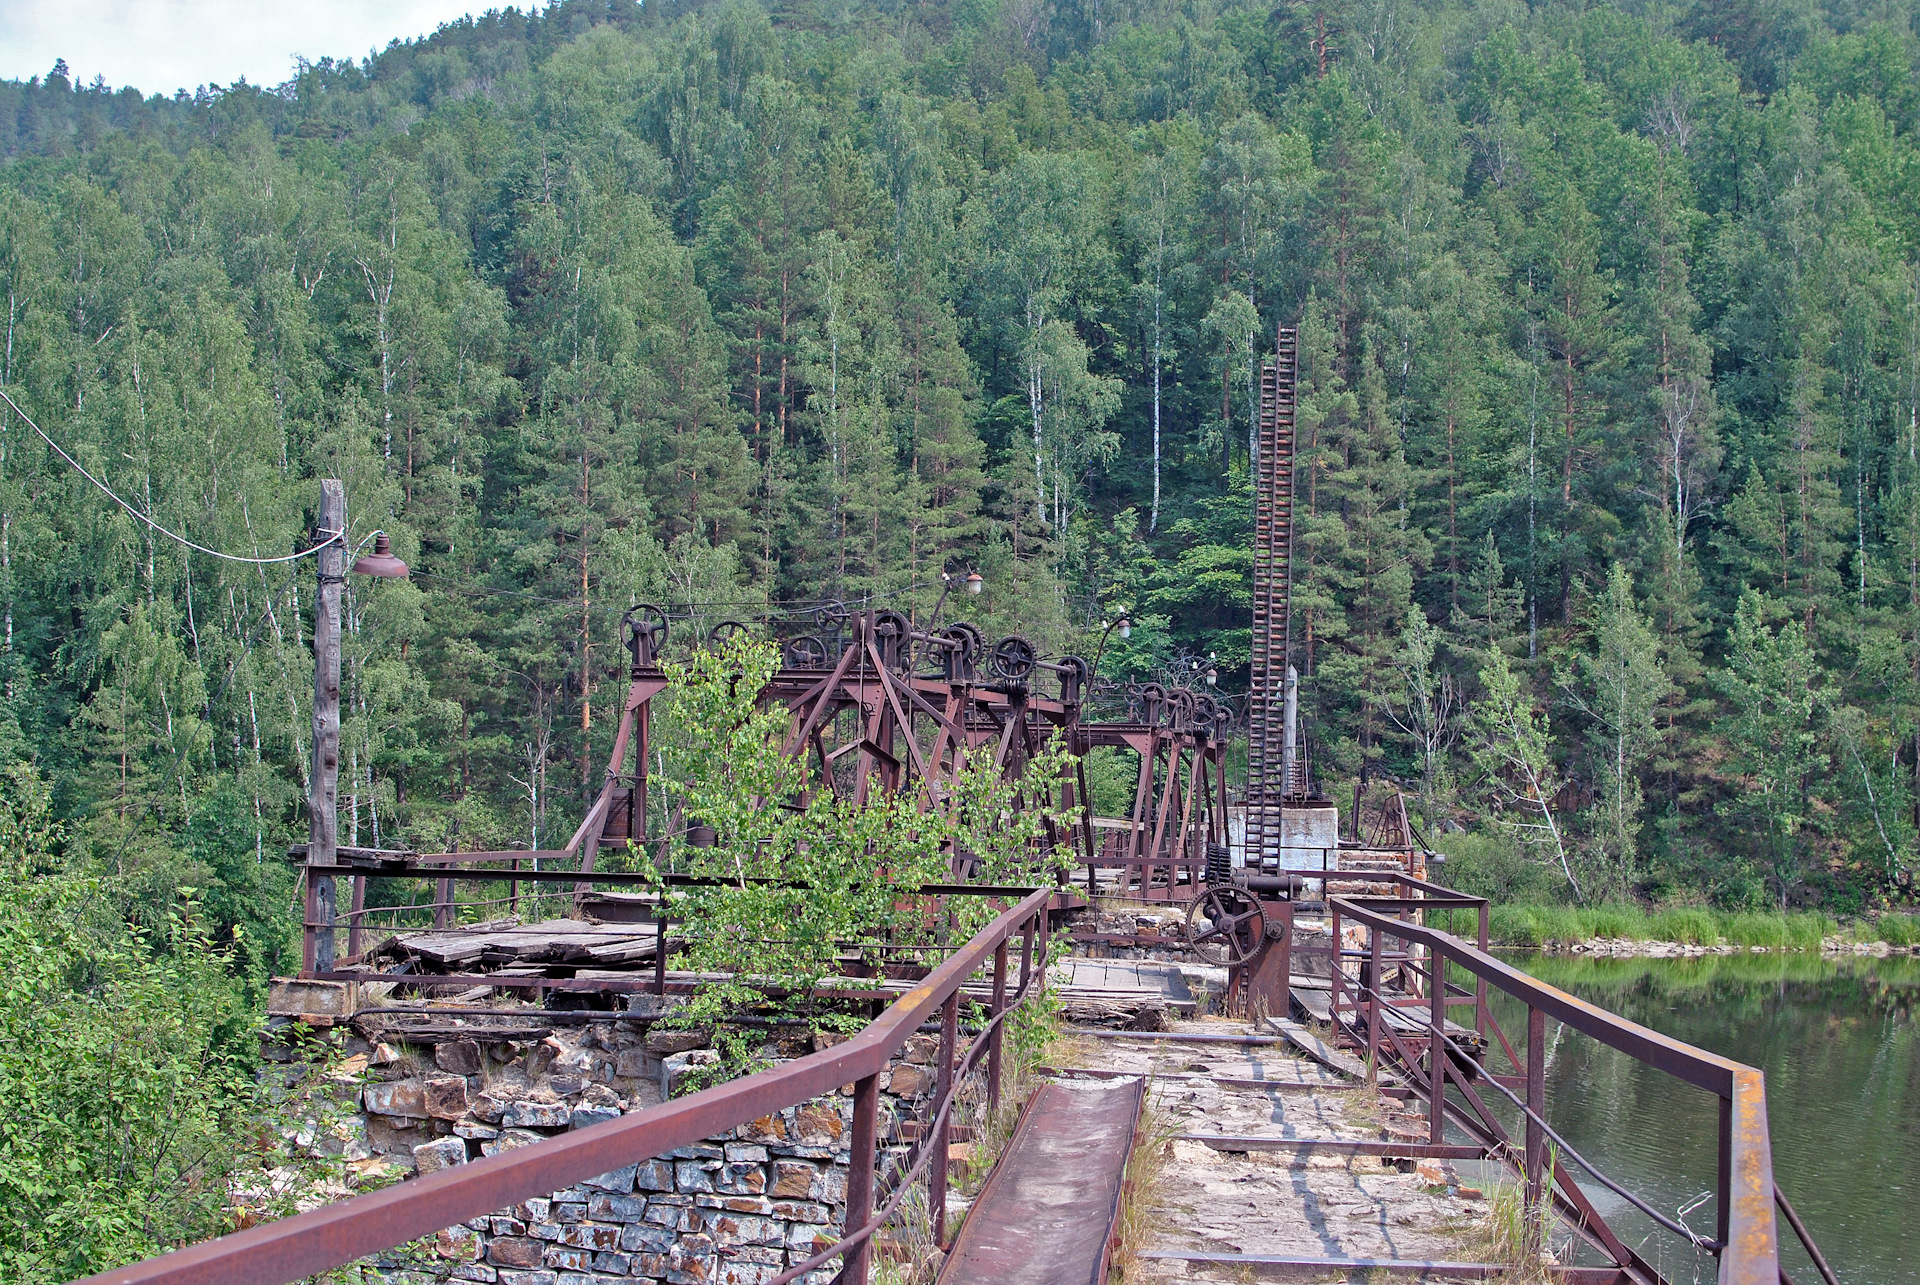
[{"xmin": 1478, "ymin": 952, "xmax": 1920, "ymax": 1284}]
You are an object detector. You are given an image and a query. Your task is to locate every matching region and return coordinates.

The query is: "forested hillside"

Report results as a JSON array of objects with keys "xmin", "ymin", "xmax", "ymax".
[{"xmin": 1, "ymin": 0, "xmax": 1917, "ymax": 965}]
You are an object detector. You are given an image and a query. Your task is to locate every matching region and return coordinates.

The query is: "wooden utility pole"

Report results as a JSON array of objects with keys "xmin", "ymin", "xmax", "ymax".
[{"xmin": 304, "ymin": 479, "xmax": 345, "ymax": 973}]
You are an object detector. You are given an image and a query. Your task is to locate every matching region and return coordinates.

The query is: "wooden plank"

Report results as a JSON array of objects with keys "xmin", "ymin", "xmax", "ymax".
[{"xmin": 1267, "ymin": 1015, "xmax": 1371, "ymax": 1082}]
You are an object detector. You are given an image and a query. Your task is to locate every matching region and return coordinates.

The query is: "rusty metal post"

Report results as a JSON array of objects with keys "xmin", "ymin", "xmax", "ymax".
[
  {"xmin": 307, "ymin": 479, "xmax": 345, "ymax": 974},
  {"xmin": 1525, "ymin": 1005, "xmax": 1546, "ymax": 1246},
  {"xmin": 1329, "ymin": 902, "xmax": 1344, "ymax": 1031},
  {"xmin": 1366, "ymin": 925, "xmax": 1381, "ymax": 1082},
  {"xmin": 653, "ymin": 907, "xmax": 668, "ymax": 996},
  {"xmin": 1428, "ymin": 940, "xmax": 1446, "ymax": 1144},
  {"xmin": 434, "ymin": 874, "xmax": 454, "ymax": 930},
  {"xmin": 988, "ymin": 939, "xmax": 1008, "ymax": 1113},
  {"xmin": 348, "ymin": 875, "xmax": 367, "ymax": 959},
  {"xmin": 1476, "ymin": 902, "xmax": 1490, "ymax": 1039},
  {"xmin": 1019, "ymin": 915, "xmax": 1035, "ymax": 995},
  {"xmin": 1717, "ymin": 1091, "xmax": 1733, "ymax": 1252},
  {"xmin": 931, "ymin": 991, "xmax": 958, "ymax": 1246},
  {"xmin": 843, "ymin": 1073, "xmax": 881, "ymax": 1285}
]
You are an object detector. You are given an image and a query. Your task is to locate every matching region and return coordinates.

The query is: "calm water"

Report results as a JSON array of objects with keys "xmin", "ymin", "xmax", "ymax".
[{"xmin": 1470, "ymin": 953, "xmax": 1920, "ymax": 1284}]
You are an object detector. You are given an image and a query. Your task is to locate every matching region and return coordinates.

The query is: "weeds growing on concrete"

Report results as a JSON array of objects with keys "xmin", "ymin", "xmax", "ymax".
[{"xmin": 1106, "ymin": 1090, "xmax": 1177, "ymax": 1283}]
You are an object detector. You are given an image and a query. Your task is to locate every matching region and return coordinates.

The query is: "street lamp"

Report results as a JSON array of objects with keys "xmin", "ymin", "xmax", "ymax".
[
  {"xmin": 352, "ymin": 531, "xmax": 409, "ymax": 578},
  {"xmin": 1090, "ymin": 608, "xmax": 1133, "ymax": 678},
  {"xmin": 929, "ymin": 566, "xmax": 984, "ymax": 628}
]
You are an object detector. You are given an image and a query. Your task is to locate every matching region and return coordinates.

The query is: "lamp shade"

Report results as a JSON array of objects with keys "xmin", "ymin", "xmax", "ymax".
[
  {"xmin": 1117, "ymin": 618, "xmax": 1131, "ymax": 639},
  {"xmin": 965, "ymin": 572, "xmax": 984, "ymax": 595},
  {"xmin": 352, "ymin": 533, "xmax": 409, "ymax": 579}
]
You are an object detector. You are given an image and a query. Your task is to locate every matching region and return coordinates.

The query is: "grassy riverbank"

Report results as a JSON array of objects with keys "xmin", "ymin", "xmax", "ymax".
[{"xmin": 1433, "ymin": 904, "xmax": 1920, "ymax": 950}]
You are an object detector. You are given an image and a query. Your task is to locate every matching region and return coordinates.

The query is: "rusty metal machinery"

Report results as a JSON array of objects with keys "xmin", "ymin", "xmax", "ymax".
[
  {"xmin": 582, "ymin": 603, "xmax": 1229, "ymax": 885},
  {"xmin": 1183, "ymin": 885, "xmax": 1264, "ymax": 966}
]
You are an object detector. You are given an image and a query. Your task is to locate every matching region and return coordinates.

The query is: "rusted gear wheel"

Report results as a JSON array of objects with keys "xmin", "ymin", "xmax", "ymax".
[
  {"xmin": 783, "ymin": 634, "xmax": 830, "ymax": 668},
  {"xmin": 707, "ymin": 619, "xmax": 750, "ymax": 647},
  {"xmin": 1184, "ymin": 886, "xmax": 1264, "ymax": 967},
  {"xmin": 622, "ymin": 604, "xmax": 669, "ymax": 665},
  {"xmin": 991, "ymin": 635, "xmax": 1038, "ymax": 682}
]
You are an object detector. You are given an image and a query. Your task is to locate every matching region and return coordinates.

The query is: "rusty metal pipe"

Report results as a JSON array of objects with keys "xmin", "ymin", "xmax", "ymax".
[{"xmin": 1772, "ymin": 1186, "xmax": 1839, "ymax": 1285}]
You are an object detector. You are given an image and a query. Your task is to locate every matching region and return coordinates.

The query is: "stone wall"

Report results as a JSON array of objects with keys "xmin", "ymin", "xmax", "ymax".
[{"xmin": 278, "ymin": 1013, "xmax": 955, "ymax": 1285}]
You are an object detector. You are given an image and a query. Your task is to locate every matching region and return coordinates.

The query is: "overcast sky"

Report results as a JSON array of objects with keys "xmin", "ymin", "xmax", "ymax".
[{"xmin": 1, "ymin": 0, "xmax": 501, "ymax": 96}]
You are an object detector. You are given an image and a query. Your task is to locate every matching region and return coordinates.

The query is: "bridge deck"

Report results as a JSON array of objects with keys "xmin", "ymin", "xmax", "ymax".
[{"xmin": 1050, "ymin": 1016, "xmax": 1493, "ymax": 1282}]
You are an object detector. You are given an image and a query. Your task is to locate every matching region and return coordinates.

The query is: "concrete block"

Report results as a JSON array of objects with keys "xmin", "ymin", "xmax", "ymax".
[{"xmin": 268, "ymin": 977, "xmax": 353, "ymax": 1019}]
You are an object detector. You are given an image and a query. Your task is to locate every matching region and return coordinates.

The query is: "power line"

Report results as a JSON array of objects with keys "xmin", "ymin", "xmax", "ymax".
[
  {"xmin": 0, "ymin": 386, "xmax": 326, "ymax": 566},
  {"xmin": 408, "ymin": 569, "xmax": 945, "ymax": 621}
]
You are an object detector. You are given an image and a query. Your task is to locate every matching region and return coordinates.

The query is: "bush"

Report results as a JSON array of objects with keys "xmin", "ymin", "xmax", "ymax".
[
  {"xmin": 0, "ymin": 766, "xmax": 273, "ymax": 1281},
  {"xmin": 1431, "ymin": 830, "xmax": 1559, "ymax": 904}
]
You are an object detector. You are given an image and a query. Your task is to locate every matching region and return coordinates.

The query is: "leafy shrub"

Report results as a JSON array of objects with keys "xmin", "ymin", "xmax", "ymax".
[
  {"xmin": 0, "ymin": 765, "xmax": 272, "ymax": 1281},
  {"xmin": 645, "ymin": 640, "xmax": 1077, "ymax": 1065},
  {"xmin": 1431, "ymin": 830, "xmax": 1559, "ymax": 904}
]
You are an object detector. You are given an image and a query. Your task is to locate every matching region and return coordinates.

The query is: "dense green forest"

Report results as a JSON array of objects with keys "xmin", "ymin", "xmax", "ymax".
[{"xmin": 2, "ymin": 0, "xmax": 1919, "ymax": 985}]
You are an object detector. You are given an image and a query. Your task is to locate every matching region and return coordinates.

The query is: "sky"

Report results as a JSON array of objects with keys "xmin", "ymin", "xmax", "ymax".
[{"xmin": 0, "ymin": 0, "xmax": 500, "ymax": 96}]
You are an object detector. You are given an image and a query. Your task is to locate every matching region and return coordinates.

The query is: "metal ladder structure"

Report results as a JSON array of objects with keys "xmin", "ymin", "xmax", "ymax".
[{"xmin": 1246, "ymin": 326, "xmax": 1298, "ymax": 871}]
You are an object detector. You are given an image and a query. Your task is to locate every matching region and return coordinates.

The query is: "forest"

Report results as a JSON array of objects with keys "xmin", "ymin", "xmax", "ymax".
[{"xmin": 2, "ymin": 0, "xmax": 1920, "ymax": 985}]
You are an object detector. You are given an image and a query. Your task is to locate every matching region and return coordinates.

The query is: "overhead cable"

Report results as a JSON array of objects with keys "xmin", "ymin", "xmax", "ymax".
[{"xmin": 0, "ymin": 385, "xmax": 326, "ymax": 566}]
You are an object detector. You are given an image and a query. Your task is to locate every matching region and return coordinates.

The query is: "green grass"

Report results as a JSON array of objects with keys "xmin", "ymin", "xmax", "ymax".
[
  {"xmin": 1875, "ymin": 914, "xmax": 1920, "ymax": 947},
  {"xmin": 1646, "ymin": 907, "xmax": 1717, "ymax": 945},
  {"xmin": 1477, "ymin": 903, "xmax": 1901, "ymax": 948}
]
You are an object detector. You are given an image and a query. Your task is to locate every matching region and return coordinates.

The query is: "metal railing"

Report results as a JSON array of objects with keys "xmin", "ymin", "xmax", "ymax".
[
  {"xmin": 78, "ymin": 884, "xmax": 1055, "ymax": 1285},
  {"xmin": 1324, "ymin": 889, "xmax": 1792, "ymax": 1285}
]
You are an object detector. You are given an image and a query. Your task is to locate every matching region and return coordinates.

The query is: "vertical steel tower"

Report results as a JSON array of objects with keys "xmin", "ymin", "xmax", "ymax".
[{"xmin": 1246, "ymin": 326, "xmax": 1298, "ymax": 869}]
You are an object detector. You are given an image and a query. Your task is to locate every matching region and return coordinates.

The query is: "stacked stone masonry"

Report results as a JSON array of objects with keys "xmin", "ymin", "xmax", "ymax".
[{"xmin": 298, "ymin": 1013, "xmax": 953, "ymax": 1285}]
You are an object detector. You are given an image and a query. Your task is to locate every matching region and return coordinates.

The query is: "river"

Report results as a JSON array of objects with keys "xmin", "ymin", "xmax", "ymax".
[{"xmin": 1473, "ymin": 951, "xmax": 1919, "ymax": 1283}]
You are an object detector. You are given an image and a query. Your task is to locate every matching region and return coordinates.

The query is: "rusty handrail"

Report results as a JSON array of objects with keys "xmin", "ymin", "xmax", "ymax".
[
  {"xmin": 76, "ymin": 884, "xmax": 1056, "ymax": 1285},
  {"xmin": 1328, "ymin": 894, "xmax": 1780, "ymax": 1285}
]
